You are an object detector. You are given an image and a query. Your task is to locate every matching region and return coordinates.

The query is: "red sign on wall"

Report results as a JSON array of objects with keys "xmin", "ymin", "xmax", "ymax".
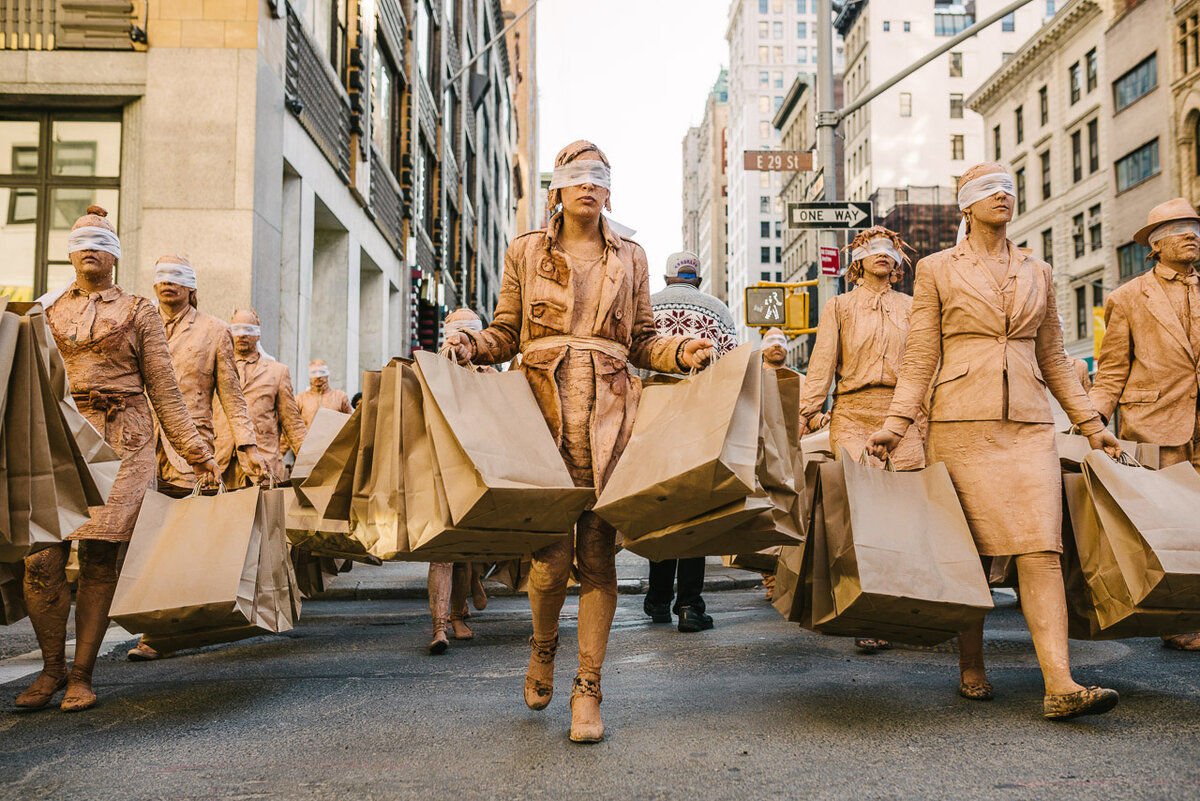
[{"xmin": 820, "ymin": 246, "xmax": 841, "ymax": 277}]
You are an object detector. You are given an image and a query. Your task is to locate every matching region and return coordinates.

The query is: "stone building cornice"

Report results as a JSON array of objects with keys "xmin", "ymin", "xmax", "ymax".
[{"xmin": 968, "ymin": 0, "xmax": 1101, "ymax": 113}]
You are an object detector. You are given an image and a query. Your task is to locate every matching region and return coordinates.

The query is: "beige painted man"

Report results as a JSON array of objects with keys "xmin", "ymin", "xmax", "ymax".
[
  {"xmin": 214, "ymin": 309, "xmax": 307, "ymax": 485},
  {"xmin": 296, "ymin": 358, "xmax": 353, "ymax": 427},
  {"xmin": 1090, "ymin": 198, "xmax": 1200, "ymax": 651}
]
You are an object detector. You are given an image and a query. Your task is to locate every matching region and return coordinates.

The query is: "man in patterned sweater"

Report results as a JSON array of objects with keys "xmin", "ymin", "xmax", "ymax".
[{"xmin": 643, "ymin": 251, "xmax": 740, "ymax": 632}]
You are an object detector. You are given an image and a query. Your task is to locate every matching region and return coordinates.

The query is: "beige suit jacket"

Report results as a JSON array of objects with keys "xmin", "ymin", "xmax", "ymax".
[
  {"xmin": 885, "ymin": 238, "xmax": 1103, "ymax": 435},
  {"xmin": 1089, "ymin": 268, "xmax": 1200, "ymax": 446}
]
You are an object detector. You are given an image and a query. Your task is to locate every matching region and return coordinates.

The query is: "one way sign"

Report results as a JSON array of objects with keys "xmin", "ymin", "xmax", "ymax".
[{"xmin": 787, "ymin": 202, "xmax": 873, "ymax": 230}]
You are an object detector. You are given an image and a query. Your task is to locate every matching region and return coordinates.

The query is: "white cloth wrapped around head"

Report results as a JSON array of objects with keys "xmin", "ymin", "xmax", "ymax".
[
  {"xmin": 851, "ymin": 237, "xmax": 905, "ymax": 268},
  {"xmin": 444, "ymin": 317, "xmax": 484, "ymax": 334},
  {"xmin": 1149, "ymin": 220, "xmax": 1200, "ymax": 245},
  {"xmin": 547, "ymin": 161, "xmax": 612, "ymax": 191},
  {"xmin": 309, "ymin": 364, "xmax": 331, "ymax": 379},
  {"xmin": 955, "ymin": 172, "xmax": 1016, "ymax": 243},
  {"xmin": 67, "ymin": 226, "xmax": 121, "ymax": 259},
  {"xmin": 230, "ymin": 323, "xmax": 262, "ymax": 337},
  {"xmin": 762, "ymin": 333, "xmax": 787, "ymax": 348},
  {"xmin": 153, "ymin": 261, "xmax": 197, "ymax": 289}
]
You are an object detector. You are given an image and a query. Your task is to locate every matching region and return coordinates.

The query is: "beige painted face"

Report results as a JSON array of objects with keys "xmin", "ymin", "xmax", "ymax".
[
  {"xmin": 967, "ymin": 188, "xmax": 1015, "ymax": 228},
  {"xmin": 231, "ymin": 309, "xmax": 260, "ymax": 356},
  {"xmin": 863, "ymin": 250, "xmax": 896, "ymax": 280},
  {"xmin": 558, "ymin": 152, "xmax": 610, "ymax": 222},
  {"xmin": 69, "ymin": 247, "xmax": 116, "ymax": 284},
  {"xmin": 155, "ymin": 281, "xmax": 189, "ymax": 306},
  {"xmin": 1158, "ymin": 231, "xmax": 1200, "ymax": 265}
]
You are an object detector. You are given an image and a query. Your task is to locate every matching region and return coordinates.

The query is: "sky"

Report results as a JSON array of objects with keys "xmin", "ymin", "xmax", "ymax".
[{"xmin": 535, "ymin": 0, "xmax": 730, "ymax": 292}]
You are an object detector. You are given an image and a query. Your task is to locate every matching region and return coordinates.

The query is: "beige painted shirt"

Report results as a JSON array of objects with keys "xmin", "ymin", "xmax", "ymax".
[
  {"xmin": 156, "ymin": 305, "xmax": 258, "ymax": 486},
  {"xmin": 797, "ymin": 284, "xmax": 912, "ymax": 425},
  {"xmin": 214, "ymin": 351, "xmax": 307, "ymax": 480},
  {"xmin": 296, "ymin": 385, "xmax": 353, "ymax": 428}
]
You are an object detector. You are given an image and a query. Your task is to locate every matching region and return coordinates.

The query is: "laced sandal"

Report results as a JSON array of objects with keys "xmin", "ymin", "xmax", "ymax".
[
  {"xmin": 569, "ymin": 675, "xmax": 604, "ymax": 744},
  {"xmin": 14, "ymin": 671, "xmax": 67, "ymax": 709},
  {"xmin": 524, "ymin": 634, "xmax": 558, "ymax": 710},
  {"xmin": 1162, "ymin": 633, "xmax": 1200, "ymax": 651},
  {"xmin": 428, "ymin": 619, "xmax": 450, "ymax": 655},
  {"xmin": 1043, "ymin": 686, "xmax": 1118, "ymax": 720},
  {"xmin": 958, "ymin": 679, "xmax": 994, "ymax": 701},
  {"xmin": 127, "ymin": 641, "xmax": 164, "ymax": 661},
  {"xmin": 450, "ymin": 615, "xmax": 474, "ymax": 640}
]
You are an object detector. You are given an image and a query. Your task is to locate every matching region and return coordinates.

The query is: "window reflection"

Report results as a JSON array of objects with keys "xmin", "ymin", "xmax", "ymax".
[
  {"xmin": 0, "ymin": 120, "xmax": 40, "ymax": 175},
  {"xmin": 0, "ymin": 187, "xmax": 38, "ymax": 301},
  {"xmin": 51, "ymin": 120, "xmax": 121, "ymax": 177}
]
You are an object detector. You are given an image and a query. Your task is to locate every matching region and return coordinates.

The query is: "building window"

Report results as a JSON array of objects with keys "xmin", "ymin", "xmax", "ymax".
[
  {"xmin": 1085, "ymin": 48, "xmax": 1098, "ymax": 92},
  {"xmin": 759, "ymin": 70, "xmax": 769, "ymax": 87},
  {"xmin": 1075, "ymin": 285, "xmax": 1087, "ymax": 339},
  {"xmin": 414, "ymin": 0, "xmax": 435, "ymax": 87},
  {"xmin": 949, "ymin": 51, "xmax": 963, "ymax": 77},
  {"xmin": 1073, "ymin": 212, "xmax": 1085, "ymax": 258},
  {"xmin": 773, "ymin": 21, "xmax": 783, "ymax": 38},
  {"xmin": 883, "ymin": 21, "xmax": 890, "ymax": 32},
  {"xmin": 760, "ymin": 196, "xmax": 771, "ymax": 213},
  {"xmin": 1179, "ymin": 14, "xmax": 1200, "ymax": 75},
  {"xmin": 1069, "ymin": 62, "xmax": 1081, "ymax": 104},
  {"xmin": 760, "ymin": 221, "xmax": 770, "ymax": 238},
  {"xmin": 371, "ymin": 36, "xmax": 400, "ymax": 175},
  {"xmin": 1087, "ymin": 119, "xmax": 1099, "ymax": 173},
  {"xmin": 420, "ymin": 139, "xmax": 437, "ymax": 238},
  {"xmin": 759, "ymin": 95, "xmax": 771, "ymax": 113},
  {"xmin": 1039, "ymin": 85, "xmax": 1048, "ymax": 125},
  {"xmin": 904, "ymin": 21, "xmax": 911, "ymax": 32},
  {"xmin": 1113, "ymin": 53, "xmax": 1157, "ymax": 112},
  {"xmin": 797, "ymin": 0, "xmax": 806, "ymax": 12},
  {"xmin": 1001, "ymin": 12, "xmax": 1015, "ymax": 32},
  {"xmin": 1046, "ymin": 0, "xmax": 1056, "ymax": 15},
  {"xmin": 759, "ymin": 46, "xmax": 769, "ymax": 62},
  {"xmin": 1042, "ymin": 228, "xmax": 1054, "ymax": 266},
  {"xmin": 950, "ymin": 93, "xmax": 964, "ymax": 119},
  {"xmin": 759, "ymin": 20, "xmax": 769, "ymax": 38},
  {"xmin": 993, "ymin": 125, "xmax": 1002, "ymax": 160},
  {"xmin": 0, "ymin": 113, "xmax": 122, "ymax": 299},
  {"xmin": 759, "ymin": 120, "xmax": 771, "ymax": 138},
  {"xmin": 1089, "ymin": 205, "xmax": 1102, "ymax": 250},
  {"xmin": 797, "ymin": 21, "xmax": 807, "ymax": 38},
  {"xmin": 773, "ymin": 46, "xmax": 784, "ymax": 63},
  {"xmin": 1016, "ymin": 167, "xmax": 1027, "ymax": 214},
  {"xmin": 899, "ymin": 92, "xmax": 912, "ymax": 117},
  {"xmin": 951, "ymin": 135, "xmax": 965, "ymax": 160},
  {"xmin": 775, "ymin": 246, "xmax": 782, "ymax": 262},
  {"xmin": 1040, "ymin": 150, "xmax": 1051, "ymax": 199},
  {"xmin": 935, "ymin": 11, "xmax": 974, "ymax": 36},
  {"xmin": 1118, "ymin": 241, "xmax": 1151, "ymax": 279},
  {"xmin": 1115, "ymin": 139, "xmax": 1160, "ymax": 192},
  {"xmin": 773, "ymin": 70, "xmax": 784, "ymax": 87},
  {"xmin": 774, "ymin": 96, "xmax": 784, "ymax": 111},
  {"xmin": 759, "ymin": 0, "xmax": 768, "ymax": 12},
  {"xmin": 1015, "ymin": 106, "xmax": 1024, "ymax": 143},
  {"xmin": 775, "ymin": 220, "xmax": 782, "ymax": 237},
  {"xmin": 1071, "ymin": 131, "xmax": 1082, "ymax": 183},
  {"xmin": 797, "ymin": 46, "xmax": 808, "ymax": 62},
  {"xmin": 761, "ymin": 246, "xmax": 771, "ymax": 263}
]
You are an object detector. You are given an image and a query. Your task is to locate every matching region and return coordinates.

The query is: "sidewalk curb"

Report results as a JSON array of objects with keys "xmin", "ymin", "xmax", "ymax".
[{"xmin": 314, "ymin": 574, "xmax": 766, "ymax": 601}]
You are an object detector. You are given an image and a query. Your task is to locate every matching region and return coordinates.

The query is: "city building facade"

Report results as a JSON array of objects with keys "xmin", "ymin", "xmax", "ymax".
[
  {"xmin": 501, "ymin": 0, "xmax": 538, "ymax": 237},
  {"xmin": 970, "ymin": 0, "xmax": 1111, "ymax": 363},
  {"xmin": 680, "ymin": 69, "xmax": 730, "ymax": 302},
  {"xmin": 835, "ymin": 0, "xmax": 1054, "ymax": 206},
  {"xmin": 724, "ymin": 0, "xmax": 843, "ymax": 340},
  {"xmin": 0, "ymin": 0, "xmax": 526, "ymax": 395}
]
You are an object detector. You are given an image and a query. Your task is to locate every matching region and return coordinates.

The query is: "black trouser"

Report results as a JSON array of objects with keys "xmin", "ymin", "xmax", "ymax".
[{"xmin": 646, "ymin": 557, "xmax": 705, "ymax": 614}]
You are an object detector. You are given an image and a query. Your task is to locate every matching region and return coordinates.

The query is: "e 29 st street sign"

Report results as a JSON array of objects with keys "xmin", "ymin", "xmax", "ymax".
[
  {"xmin": 743, "ymin": 151, "xmax": 814, "ymax": 171},
  {"xmin": 787, "ymin": 201, "xmax": 873, "ymax": 230}
]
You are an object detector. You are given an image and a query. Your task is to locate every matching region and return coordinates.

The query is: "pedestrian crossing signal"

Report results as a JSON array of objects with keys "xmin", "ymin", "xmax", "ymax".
[{"xmin": 744, "ymin": 282, "xmax": 815, "ymax": 334}]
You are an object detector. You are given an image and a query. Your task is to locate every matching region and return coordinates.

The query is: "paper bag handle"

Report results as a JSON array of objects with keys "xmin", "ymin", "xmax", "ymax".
[
  {"xmin": 188, "ymin": 477, "xmax": 228, "ymax": 497},
  {"xmin": 1113, "ymin": 451, "xmax": 1142, "ymax": 468},
  {"xmin": 858, "ymin": 448, "xmax": 895, "ymax": 472}
]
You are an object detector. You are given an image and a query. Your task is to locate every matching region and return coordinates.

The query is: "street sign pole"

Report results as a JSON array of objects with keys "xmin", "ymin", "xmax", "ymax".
[{"xmin": 815, "ymin": 0, "xmax": 839, "ymax": 315}]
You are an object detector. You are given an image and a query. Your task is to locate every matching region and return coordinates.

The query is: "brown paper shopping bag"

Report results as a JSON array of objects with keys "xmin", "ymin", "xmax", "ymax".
[
  {"xmin": 110, "ymin": 487, "xmax": 265, "ymax": 634},
  {"xmin": 1055, "ymin": 429, "xmax": 1137, "ymax": 471},
  {"xmin": 0, "ymin": 561, "xmax": 26, "ymax": 625},
  {"xmin": 772, "ymin": 460, "xmax": 823, "ymax": 624},
  {"xmin": 594, "ymin": 344, "xmax": 761, "ymax": 537},
  {"xmin": 352, "ymin": 360, "xmax": 419, "ymax": 561},
  {"xmin": 402, "ymin": 361, "xmax": 566, "ymax": 560},
  {"xmin": 291, "ymin": 408, "xmax": 352, "ymax": 486},
  {"xmin": 809, "ymin": 451, "xmax": 993, "ymax": 645},
  {"xmin": 298, "ymin": 404, "xmax": 362, "ymax": 518},
  {"xmin": 1062, "ymin": 473, "xmax": 1200, "ymax": 639},
  {"xmin": 413, "ymin": 351, "xmax": 593, "ymax": 532},
  {"xmin": 15, "ymin": 302, "xmax": 119, "ymax": 505},
  {"xmin": 1082, "ymin": 452, "xmax": 1200, "ymax": 609}
]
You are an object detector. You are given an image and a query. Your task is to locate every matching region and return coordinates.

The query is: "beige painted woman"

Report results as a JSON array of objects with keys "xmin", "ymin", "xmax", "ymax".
[
  {"xmin": 447, "ymin": 141, "xmax": 712, "ymax": 743},
  {"xmin": 867, "ymin": 164, "xmax": 1122, "ymax": 720}
]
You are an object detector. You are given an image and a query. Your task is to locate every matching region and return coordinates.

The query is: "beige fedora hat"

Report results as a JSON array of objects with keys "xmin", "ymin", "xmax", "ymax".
[{"xmin": 1134, "ymin": 198, "xmax": 1200, "ymax": 246}]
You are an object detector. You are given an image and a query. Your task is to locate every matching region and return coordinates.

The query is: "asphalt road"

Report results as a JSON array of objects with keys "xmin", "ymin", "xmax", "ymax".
[{"xmin": 1, "ymin": 590, "xmax": 1198, "ymax": 800}]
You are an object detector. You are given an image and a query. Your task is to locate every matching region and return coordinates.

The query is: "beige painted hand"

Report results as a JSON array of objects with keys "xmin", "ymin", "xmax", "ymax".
[
  {"xmin": 241, "ymin": 444, "xmax": 271, "ymax": 479},
  {"xmin": 680, "ymin": 339, "xmax": 714, "ymax": 371},
  {"xmin": 444, "ymin": 331, "xmax": 476, "ymax": 364},
  {"xmin": 866, "ymin": 428, "xmax": 901, "ymax": 462},
  {"xmin": 192, "ymin": 458, "xmax": 222, "ymax": 487},
  {"xmin": 1089, "ymin": 429, "xmax": 1123, "ymax": 460}
]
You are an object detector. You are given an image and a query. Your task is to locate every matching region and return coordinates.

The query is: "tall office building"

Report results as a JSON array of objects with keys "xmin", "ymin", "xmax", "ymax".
[
  {"xmin": 681, "ymin": 69, "xmax": 730, "ymax": 301},
  {"xmin": 725, "ymin": 0, "xmax": 843, "ymax": 339}
]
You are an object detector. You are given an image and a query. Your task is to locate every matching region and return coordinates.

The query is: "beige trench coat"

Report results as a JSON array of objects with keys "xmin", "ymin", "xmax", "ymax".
[
  {"xmin": 462, "ymin": 216, "xmax": 689, "ymax": 491},
  {"xmin": 214, "ymin": 352, "xmax": 307, "ymax": 481}
]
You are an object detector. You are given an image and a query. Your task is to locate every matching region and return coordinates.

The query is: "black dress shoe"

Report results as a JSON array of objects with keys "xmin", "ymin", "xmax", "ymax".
[
  {"xmin": 643, "ymin": 598, "xmax": 672, "ymax": 623},
  {"xmin": 677, "ymin": 606, "xmax": 714, "ymax": 632}
]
